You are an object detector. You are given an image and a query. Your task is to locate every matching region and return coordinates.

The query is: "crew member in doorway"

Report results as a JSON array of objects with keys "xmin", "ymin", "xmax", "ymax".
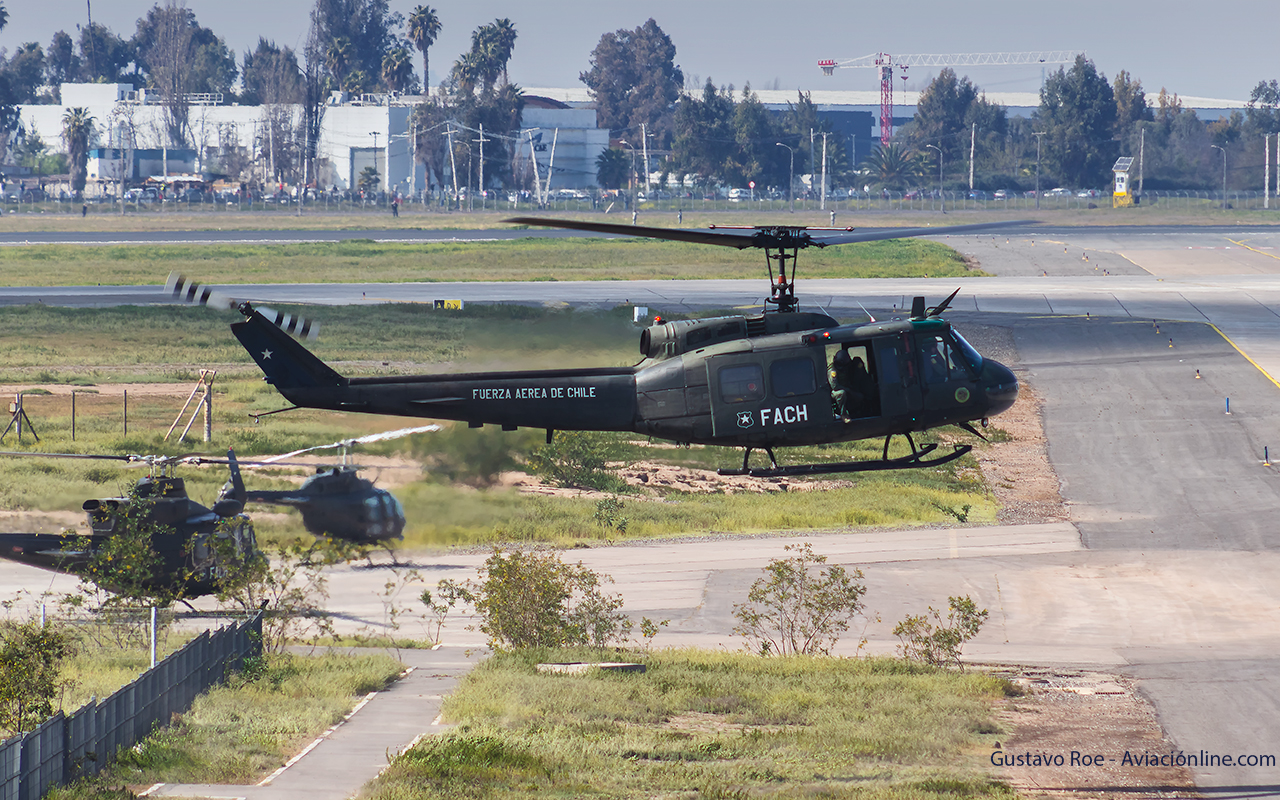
[{"xmin": 831, "ymin": 350, "xmax": 877, "ymax": 420}]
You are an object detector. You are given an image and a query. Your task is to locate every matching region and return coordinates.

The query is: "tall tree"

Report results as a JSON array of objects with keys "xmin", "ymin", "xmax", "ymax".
[
  {"xmin": 77, "ymin": 22, "xmax": 132, "ymax": 83},
  {"xmin": 309, "ymin": 0, "xmax": 403, "ymax": 92},
  {"xmin": 61, "ymin": 107, "xmax": 96, "ymax": 199},
  {"xmin": 908, "ymin": 68, "xmax": 978, "ymax": 161},
  {"xmin": 1245, "ymin": 79, "xmax": 1280, "ymax": 135},
  {"xmin": 727, "ymin": 84, "xmax": 785, "ymax": 187},
  {"xmin": 580, "ymin": 19, "xmax": 683, "ymax": 140},
  {"xmin": 3, "ymin": 43, "xmax": 45, "ymax": 103},
  {"xmin": 672, "ymin": 78, "xmax": 734, "ymax": 183},
  {"xmin": 407, "ymin": 5, "xmax": 441, "ymax": 95},
  {"xmin": 489, "ymin": 18, "xmax": 517, "ymax": 86},
  {"xmin": 1036, "ymin": 55, "xmax": 1118, "ymax": 187},
  {"xmin": 241, "ymin": 39, "xmax": 302, "ymax": 105},
  {"xmin": 1113, "ymin": 70, "xmax": 1153, "ymax": 132},
  {"xmin": 381, "ymin": 46, "xmax": 416, "ymax": 94},
  {"xmin": 45, "ymin": 31, "xmax": 80, "ymax": 87}
]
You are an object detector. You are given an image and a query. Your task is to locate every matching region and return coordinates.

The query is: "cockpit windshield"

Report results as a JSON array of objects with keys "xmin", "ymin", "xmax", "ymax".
[{"xmin": 950, "ymin": 330, "xmax": 984, "ymax": 372}]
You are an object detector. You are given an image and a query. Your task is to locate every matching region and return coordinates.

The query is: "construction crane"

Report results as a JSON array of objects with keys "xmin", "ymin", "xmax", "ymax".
[{"xmin": 817, "ymin": 51, "xmax": 1080, "ymax": 143}]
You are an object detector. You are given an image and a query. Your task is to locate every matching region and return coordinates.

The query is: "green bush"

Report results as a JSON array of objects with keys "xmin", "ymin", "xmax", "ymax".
[
  {"xmin": 894, "ymin": 595, "xmax": 990, "ymax": 669},
  {"xmin": 527, "ymin": 431, "xmax": 626, "ymax": 492}
]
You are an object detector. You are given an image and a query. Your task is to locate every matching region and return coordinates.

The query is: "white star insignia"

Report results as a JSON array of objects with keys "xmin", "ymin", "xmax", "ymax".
[{"xmin": 261, "ymin": 349, "xmax": 273, "ymax": 360}]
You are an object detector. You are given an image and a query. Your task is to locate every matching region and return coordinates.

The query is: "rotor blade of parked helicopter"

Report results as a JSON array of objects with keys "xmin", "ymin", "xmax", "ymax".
[
  {"xmin": 506, "ymin": 217, "xmax": 1036, "ymax": 250},
  {"xmin": 0, "ymin": 451, "xmax": 133, "ymax": 461},
  {"xmin": 803, "ymin": 220, "xmax": 1037, "ymax": 247},
  {"xmin": 505, "ymin": 217, "xmax": 760, "ymax": 248},
  {"xmin": 166, "ymin": 273, "xmax": 320, "ymax": 340},
  {"xmin": 255, "ymin": 423, "xmax": 443, "ymax": 463}
]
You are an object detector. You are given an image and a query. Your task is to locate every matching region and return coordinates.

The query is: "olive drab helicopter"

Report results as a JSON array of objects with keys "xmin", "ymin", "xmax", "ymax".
[
  {"xmin": 0, "ymin": 452, "xmax": 258, "ymax": 597},
  {"xmin": 168, "ymin": 217, "xmax": 1022, "ymax": 476},
  {"xmin": 201, "ymin": 425, "xmax": 438, "ymax": 544}
]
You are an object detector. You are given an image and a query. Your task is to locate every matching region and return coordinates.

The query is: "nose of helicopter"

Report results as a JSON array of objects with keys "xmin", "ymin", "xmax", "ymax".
[{"xmin": 981, "ymin": 358, "xmax": 1019, "ymax": 417}]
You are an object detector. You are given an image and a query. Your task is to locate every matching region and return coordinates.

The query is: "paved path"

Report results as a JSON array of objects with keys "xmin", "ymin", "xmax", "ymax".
[{"xmin": 143, "ymin": 646, "xmax": 474, "ymax": 800}]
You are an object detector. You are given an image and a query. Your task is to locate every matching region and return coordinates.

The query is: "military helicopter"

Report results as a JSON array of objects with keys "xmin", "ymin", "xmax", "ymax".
[
  {"xmin": 0, "ymin": 453, "xmax": 258, "ymax": 598},
  {"xmin": 198, "ymin": 425, "xmax": 438, "ymax": 544},
  {"xmin": 169, "ymin": 217, "xmax": 1021, "ymax": 476}
]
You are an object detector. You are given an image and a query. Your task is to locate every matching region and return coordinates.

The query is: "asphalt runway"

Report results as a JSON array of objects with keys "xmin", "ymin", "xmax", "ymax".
[{"xmin": 4, "ymin": 223, "xmax": 1280, "ymax": 795}]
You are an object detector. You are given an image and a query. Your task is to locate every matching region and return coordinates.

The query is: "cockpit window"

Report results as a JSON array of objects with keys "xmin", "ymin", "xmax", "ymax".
[{"xmin": 950, "ymin": 330, "xmax": 984, "ymax": 372}]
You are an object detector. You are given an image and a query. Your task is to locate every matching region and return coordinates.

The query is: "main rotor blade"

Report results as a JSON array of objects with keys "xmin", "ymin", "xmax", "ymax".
[
  {"xmin": 505, "ymin": 217, "xmax": 761, "ymax": 248},
  {"xmin": 0, "ymin": 451, "xmax": 132, "ymax": 461},
  {"xmin": 257, "ymin": 424, "xmax": 442, "ymax": 463},
  {"xmin": 803, "ymin": 220, "xmax": 1037, "ymax": 247},
  {"xmin": 167, "ymin": 273, "xmax": 320, "ymax": 340},
  {"xmin": 507, "ymin": 217, "xmax": 1037, "ymax": 250}
]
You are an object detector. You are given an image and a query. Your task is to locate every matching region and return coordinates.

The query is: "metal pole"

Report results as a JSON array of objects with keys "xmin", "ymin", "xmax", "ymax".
[
  {"xmin": 641, "ymin": 122, "xmax": 651, "ymax": 195},
  {"xmin": 1138, "ymin": 127, "xmax": 1145, "ymax": 198},
  {"xmin": 1267, "ymin": 134, "xmax": 1272, "ymax": 210},
  {"xmin": 150, "ymin": 606, "xmax": 157, "ymax": 669},
  {"xmin": 820, "ymin": 133, "xmax": 828, "ymax": 211},
  {"xmin": 1033, "ymin": 132, "xmax": 1045, "ymax": 210},
  {"xmin": 71, "ymin": 391, "xmax": 75, "ymax": 441},
  {"xmin": 969, "ymin": 122, "xmax": 976, "ymax": 191},
  {"xmin": 123, "ymin": 389, "xmax": 127, "ymax": 435}
]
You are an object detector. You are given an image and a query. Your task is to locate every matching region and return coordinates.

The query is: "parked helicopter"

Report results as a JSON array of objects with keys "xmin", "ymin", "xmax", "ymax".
[
  {"xmin": 0, "ymin": 453, "xmax": 258, "ymax": 598},
  {"xmin": 168, "ymin": 217, "xmax": 1022, "ymax": 476},
  {"xmin": 198, "ymin": 425, "xmax": 438, "ymax": 544}
]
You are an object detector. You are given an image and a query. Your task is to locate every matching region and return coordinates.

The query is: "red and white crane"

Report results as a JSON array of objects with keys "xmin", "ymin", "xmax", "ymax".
[{"xmin": 817, "ymin": 51, "xmax": 1080, "ymax": 143}]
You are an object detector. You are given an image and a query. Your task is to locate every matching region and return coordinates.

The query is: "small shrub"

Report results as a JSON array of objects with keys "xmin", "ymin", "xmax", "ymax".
[
  {"xmin": 732, "ymin": 542, "xmax": 867, "ymax": 656},
  {"xmin": 593, "ymin": 496, "xmax": 628, "ymax": 534},
  {"xmin": 893, "ymin": 595, "xmax": 989, "ymax": 669},
  {"xmin": 472, "ymin": 548, "xmax": 631, "ymax": 650},
  {"xmin": 528, "ymin": 431, "xmax": 626, "ymax": 491},
  {"xmin": 0, "ymin": 620, "xmax": 75, "ymax": 734}
]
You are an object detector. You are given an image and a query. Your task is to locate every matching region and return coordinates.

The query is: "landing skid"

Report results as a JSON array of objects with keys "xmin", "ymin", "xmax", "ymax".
[{"xmin": 718, "ymin": 434, "xmax": 973, "ymax": 479}]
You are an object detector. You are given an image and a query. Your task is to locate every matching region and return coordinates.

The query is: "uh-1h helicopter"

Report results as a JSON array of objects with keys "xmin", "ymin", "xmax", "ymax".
[
  {"xmin": 169, "ymin": 217, "xmax": 1021, "ymax": 476},
  {"xmin": 0, "ymin": 453, "xmax": 258, "ymax": 598}
]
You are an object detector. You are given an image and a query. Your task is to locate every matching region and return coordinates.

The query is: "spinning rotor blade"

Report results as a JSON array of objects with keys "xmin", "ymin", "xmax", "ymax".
[
  {"xmin": 257, "ymin": 424, "xmax": 442, "ymax": 463},
  {"xmin": 166, "ymin": 273, "xmax": 320, "ymax": 340},
  {"xmin": 506, "ymin": 217, "xmax": 1036, "ymax": 249}
]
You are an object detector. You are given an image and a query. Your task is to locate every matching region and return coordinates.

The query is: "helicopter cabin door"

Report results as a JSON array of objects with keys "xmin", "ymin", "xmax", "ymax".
[
  {"xmin": 915, "ymin": 330, "xmax": 979, "ymax": 413},
  {"xmin": 872, "ymin": 334, "xmax": 923, "ymax": 418},
  {"xmin": 707, "ymin": 351, "xmax": 826, "ymax": 438}
]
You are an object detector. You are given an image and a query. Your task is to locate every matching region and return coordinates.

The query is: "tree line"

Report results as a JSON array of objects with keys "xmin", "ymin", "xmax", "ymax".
[{"xmin": 2, "ymin": 1, "xmax": 1275, "ymax": 195}]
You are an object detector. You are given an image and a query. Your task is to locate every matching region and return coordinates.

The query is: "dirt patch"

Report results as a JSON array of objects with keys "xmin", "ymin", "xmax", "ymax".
[
  {"xmin": 502, "ymin": 460, "xmax": 855, "ymax": 501},
  {"xmin": 0, "ymin": 383, "xmax": 190, "ymax": 397},
  {"xmin": 960, "ymin": 323, "xmax": 1069, "ymax": 526},
  {"xmin": 990, "ymin": 668, "xmax": 1197, "ymax": 798}
]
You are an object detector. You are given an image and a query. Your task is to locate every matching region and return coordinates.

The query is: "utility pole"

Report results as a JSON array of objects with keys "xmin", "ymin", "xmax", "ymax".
[
  {"xmin": 1211, "ymin": 144, "xmax": 1227, "ymax": 209},
  {"xmin": 819, "ymin": 132, "xmax": 829, "ymax": 211},
  {"xmin": 1266, "ymin": 133, "xmax": 1271, "ymax": 211},
  {"xmin": 446, "ymin": 123, "xmax": 458, "ymax": 209},
  {"xmin": 1138, "ymin": 127, "xmax": 1145, "ymax": 199},
  {"xmin": 641, "ymin": 122, "xmax": 651, "ymax": 195},
  {"xmin": 969, "ymin": 122, "xmax": 976, "ymax": 190},
  {"xmin": 1033, "ymin": 131, "xmax": 1046, "ymax": 210},
  {"xmin": 809, "ymin": 128, "xmax": 815, "ymax": 202},
  {"xmin": 475, "ymin": 123, "xmax": 488, "ymax": 209}
]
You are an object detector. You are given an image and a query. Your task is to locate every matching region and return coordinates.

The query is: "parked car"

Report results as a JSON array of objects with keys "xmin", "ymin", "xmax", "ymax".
[
  {"xmin": 968, "ymin": 190, "xmax": 989, "ymax": 200},
  {"xmin": 993, "ymin": 189, "xmax": 1009, "ymax": 200},
  {"xmin": 1077, "ymin": 188, "xmax": 1099, "ymax": 198},
  {"xmin": 1045, "ymin": 187, "xmax": 1071, "ymax": 197}
]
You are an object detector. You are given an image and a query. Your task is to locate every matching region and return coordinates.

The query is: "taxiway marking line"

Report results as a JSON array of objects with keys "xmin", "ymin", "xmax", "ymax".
[
  {"xmin": 1226, "ymin": 237, "xmax": 1280, "ymax": 261},
  {"xmin": 1209, "ymin": 324, "xmax": 1280, "ymax": 391}
]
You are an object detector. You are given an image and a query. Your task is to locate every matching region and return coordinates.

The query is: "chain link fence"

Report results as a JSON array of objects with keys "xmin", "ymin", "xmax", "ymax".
[{"xmin": 0, "ymin": 613, "xmax": 261, "ymax": 800}]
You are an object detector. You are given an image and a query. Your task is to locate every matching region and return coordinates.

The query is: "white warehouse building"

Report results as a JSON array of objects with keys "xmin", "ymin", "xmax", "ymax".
[{"xmin": 14, "ymin": 84, "xmax": 608, "ymax": 194}]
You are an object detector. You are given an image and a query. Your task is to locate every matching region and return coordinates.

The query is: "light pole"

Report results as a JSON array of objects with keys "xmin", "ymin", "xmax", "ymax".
[
  {"xmin": 776, "ymin": 142, "xmax": 795, "ymax": 212},
  {"xmin": 926, "ymin": 143, "xmax": 943, "ymax": 213},
  {"xmin": 1032, "ymin": 131, "xmax": 1046, "ymax": 210},
  {"xmin": 368, "ymin": 131, "xmax": 381, "ymax": 195},
  {"xmin": 1210, "ymin": 144, "xmax": 1227, "ymax": 209},
  {"xmin": 619, "ymin": 140, "xmax": 637, "ymax": 204}
]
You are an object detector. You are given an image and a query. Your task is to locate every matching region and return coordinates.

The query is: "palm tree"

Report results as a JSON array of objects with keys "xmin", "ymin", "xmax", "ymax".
[
  {"xmin": 381, "ymin": 47, "xmax": 414, "ymax": 94},
  {"xmin": 489, "ymin": 18, "xmax": 517, "ymax": 86},
  {"xmin": 860, "ymin": 143, "xmax": 925, "ymax": 188},
  {"xmin": 326, "ymin": 37, "xmax": 353, "ymax": 90},
  {"xmin": 407, "ymin": 6, "xmax": 441, "ymax": 96},
  {"xmin": 61, "ymin": 107, "xmax": 95, "ymax": 199}
]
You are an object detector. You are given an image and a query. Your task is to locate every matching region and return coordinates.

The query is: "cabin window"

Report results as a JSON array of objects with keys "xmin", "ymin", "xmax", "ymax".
[
  {"xmin": 771, "ymin": 358, "xmax": 816, "ymax": 398},
  {"xmin": 718, "ymin": 363, "xmax": 765, "ymax": 403},
  {"xmin": 951, "ymin": 330, "xmax": 984, "ymax": 371},
  {"xmin": 918, "ymin": 334, "xmax": 967, "ymax": 384}
]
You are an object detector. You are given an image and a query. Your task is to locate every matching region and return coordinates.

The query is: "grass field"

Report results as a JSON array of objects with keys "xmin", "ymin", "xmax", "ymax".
[
  {"xmin": 365, "ymin": 648, "xmax": 1016, "ymax": 800},
  {"xmin": 0, "ymin": 236, "xmax": 981, "ymax": 286},
  {"xmin": 46, "ymin": 650, "xmax": 403, "ymax": 794}
]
